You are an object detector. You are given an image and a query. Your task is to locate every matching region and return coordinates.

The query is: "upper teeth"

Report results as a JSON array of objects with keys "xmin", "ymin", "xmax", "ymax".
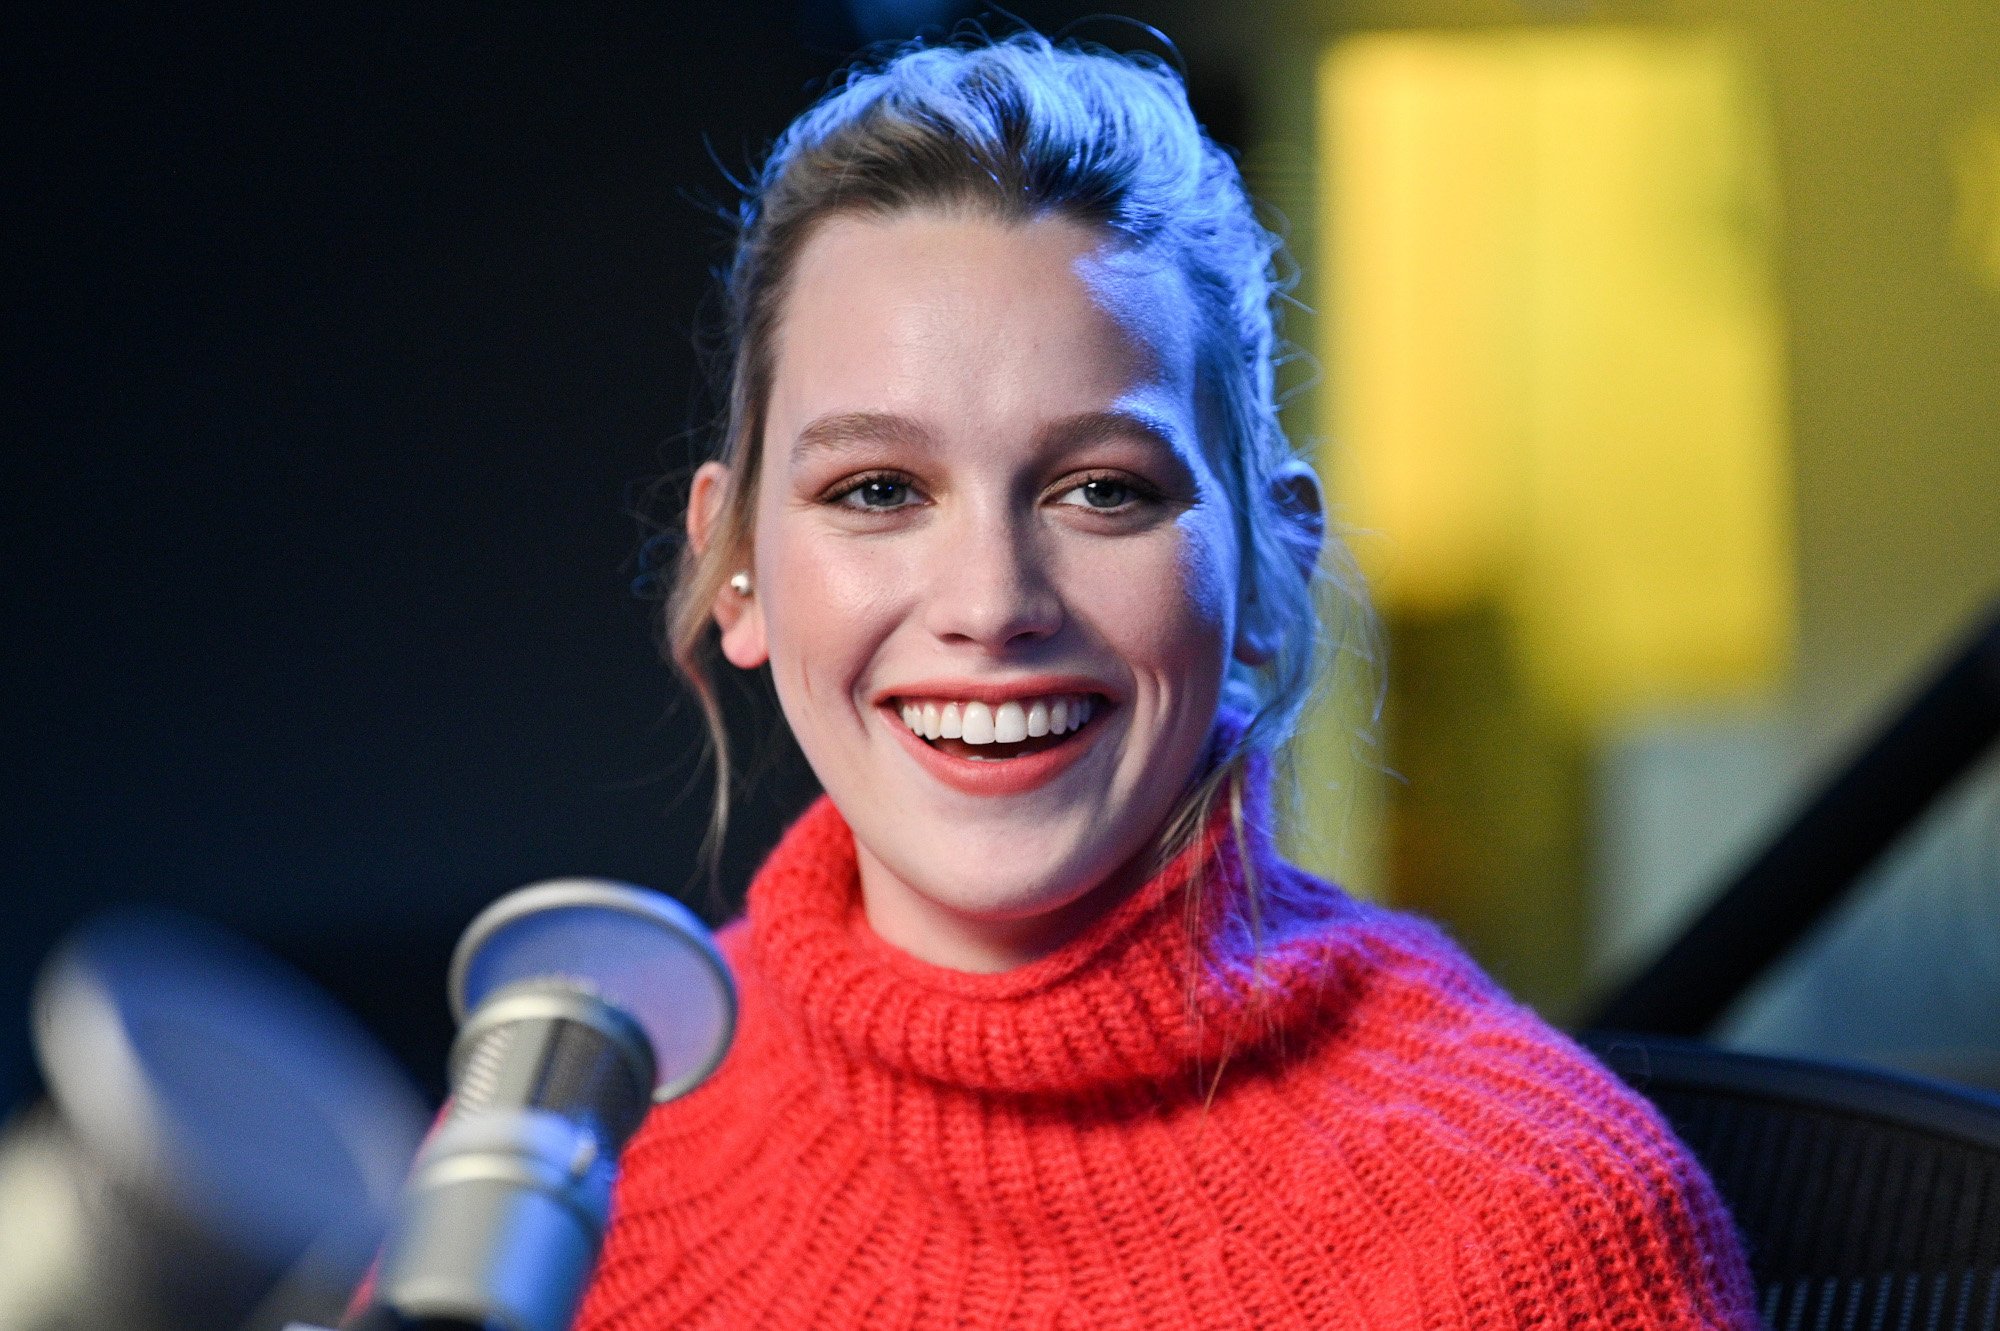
[{"xmin": 896, "ymin": 695, "xmax": 1096, "ymax": 744}]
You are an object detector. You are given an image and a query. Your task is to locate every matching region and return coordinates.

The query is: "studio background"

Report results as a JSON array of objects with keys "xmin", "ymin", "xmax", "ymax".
[
  {"xmin": 3, "ymin": 1, "xmax": 1254, "ymax": 1109},
  {"xmin": 8, "ymin": 0, "xmax": 1999, "ymax": 1116}
]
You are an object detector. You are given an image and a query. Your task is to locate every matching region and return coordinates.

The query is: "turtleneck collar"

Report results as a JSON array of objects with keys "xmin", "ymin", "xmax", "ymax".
[{"xmin": 742, "ymin": 744, "xmax": 1370, "ymax": 1099}]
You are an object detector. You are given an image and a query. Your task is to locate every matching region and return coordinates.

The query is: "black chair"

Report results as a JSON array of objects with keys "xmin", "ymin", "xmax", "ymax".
[{"xmin": 1585, "ymin": 1033, "xmax": 2000, "ymax": 1331}]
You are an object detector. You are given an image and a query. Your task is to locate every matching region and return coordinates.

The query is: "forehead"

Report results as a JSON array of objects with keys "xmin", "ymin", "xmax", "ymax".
[{"xmin": 762, "ymin": 210, "xmax": 1201, "ymax": 462}]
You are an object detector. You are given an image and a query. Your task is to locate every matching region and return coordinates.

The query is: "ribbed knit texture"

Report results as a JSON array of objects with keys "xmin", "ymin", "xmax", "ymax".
[{"xmin": 575, "ymin": 782, "xmax": 1758, "ymax": 1329}]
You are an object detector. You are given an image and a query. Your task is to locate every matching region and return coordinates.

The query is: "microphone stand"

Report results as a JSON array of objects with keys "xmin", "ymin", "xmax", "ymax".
[{"xmin": 329, "ymin": 879, "xmax": 737, "ymax": 1331}]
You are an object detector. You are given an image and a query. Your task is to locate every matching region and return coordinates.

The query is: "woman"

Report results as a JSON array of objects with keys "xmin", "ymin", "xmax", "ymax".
[{"xmin": 579, "ymin": 31, "xmax": 1757, "ymax": 1330}]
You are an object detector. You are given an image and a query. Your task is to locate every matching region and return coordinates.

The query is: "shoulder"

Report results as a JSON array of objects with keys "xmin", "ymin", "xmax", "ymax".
[
  {"xmin": 1291, "ymin": 896, "xmax": 1695, "ymax": 1188},
  {"xmin": 1267, "ymin": 896, "xmax": 1758, "ymax": 1327}
]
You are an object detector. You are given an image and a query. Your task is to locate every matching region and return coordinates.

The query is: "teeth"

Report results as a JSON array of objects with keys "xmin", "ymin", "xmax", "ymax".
[{"xmin": 894, "ymin": 693, "xmax": 1100, "ymax": 744}]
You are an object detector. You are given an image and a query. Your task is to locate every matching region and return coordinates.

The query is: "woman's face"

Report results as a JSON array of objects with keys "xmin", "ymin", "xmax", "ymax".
[{"xmin": 706, "ymin": 211, "xmax": 1247, "ymax": 971}]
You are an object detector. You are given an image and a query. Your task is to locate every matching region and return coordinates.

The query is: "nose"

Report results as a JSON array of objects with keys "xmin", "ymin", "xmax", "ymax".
[{"xmin": 922, "ymin": 505, "xmax": 1063, "ymax": 650}]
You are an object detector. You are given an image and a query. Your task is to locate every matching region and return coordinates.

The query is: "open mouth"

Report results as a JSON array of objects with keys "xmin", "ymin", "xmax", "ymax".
[{"xmin": 891, "ymin": 694, "xmax": 1102, "ymax": 762}]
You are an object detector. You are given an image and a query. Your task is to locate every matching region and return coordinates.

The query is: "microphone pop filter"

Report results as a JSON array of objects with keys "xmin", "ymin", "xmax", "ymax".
[{"xmin": 447, "ymin": 878, "xmax": 735, "ymax": 1102}]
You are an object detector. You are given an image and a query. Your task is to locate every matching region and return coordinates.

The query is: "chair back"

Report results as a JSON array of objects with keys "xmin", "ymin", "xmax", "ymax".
[{"xmin": 1585, "ymin": 1034, "xmax": 2000, "ymax": 1331}]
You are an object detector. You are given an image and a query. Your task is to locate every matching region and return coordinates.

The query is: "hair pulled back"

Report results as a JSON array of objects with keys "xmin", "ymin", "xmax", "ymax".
[{"xmin": 668, "ymin": 29, "xmax": 1361, "ymax": 908}]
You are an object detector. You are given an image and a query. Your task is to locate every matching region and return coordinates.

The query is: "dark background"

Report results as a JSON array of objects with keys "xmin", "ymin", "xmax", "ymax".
[{"xmin": 3, "ymin": 2, "xmax": 1241, "ymax": 1109}]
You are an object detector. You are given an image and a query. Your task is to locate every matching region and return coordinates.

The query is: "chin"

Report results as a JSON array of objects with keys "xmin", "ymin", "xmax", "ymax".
[
  {"xmin": 887, "ymin": 827, "xmax": 1136, "ymax": 924},
  {"xmin": 928, "ymin": 867, "xmax": 1095, "ymax": 924},
  {"xmin": 822, "ymin": 702, "xmax": 1217, "ymax": 966}
]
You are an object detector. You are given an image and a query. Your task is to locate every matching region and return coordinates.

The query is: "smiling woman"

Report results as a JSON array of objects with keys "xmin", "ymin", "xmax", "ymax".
[
  {"xmin": 583, "ymin": 29, "xmax": 1762, "ymax": 1331},
  {"xmin": 695, "ymin": 211, "xmax": 1240, "ymax": 972}
]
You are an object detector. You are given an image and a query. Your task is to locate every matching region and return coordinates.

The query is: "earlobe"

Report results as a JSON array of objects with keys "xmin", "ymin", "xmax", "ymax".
[
  {"xmin": 687, "ymin": 461, "xmax": 770, "ymax": 670},
  {"xmin": 718, "ymin": 597, "xmax": 769, "ymax": 670},
  {"xmin": 1232, "ymin": 461, "xmax": 1326, "ymax": 668}
]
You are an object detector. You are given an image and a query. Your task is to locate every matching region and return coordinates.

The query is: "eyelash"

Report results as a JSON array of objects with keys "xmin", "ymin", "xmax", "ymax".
[
  {"xmin": 825, "ymin": 471, "xmax": 922, "ymax": 511},
  {"xmin": 822, "ymin": 470, "xmax": 1161, "ymax": 514},
  {"xmin": 1054, "ymin": 471, "xmax": 1159, "ymax": 512}
]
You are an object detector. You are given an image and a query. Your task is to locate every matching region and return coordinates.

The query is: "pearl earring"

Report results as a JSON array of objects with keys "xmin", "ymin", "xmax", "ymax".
[{"xmin": 728, "ymin": 571, "xmax": 753, "ymax": 597}]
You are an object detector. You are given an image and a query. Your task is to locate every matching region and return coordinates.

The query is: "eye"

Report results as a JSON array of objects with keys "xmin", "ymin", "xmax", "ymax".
[
  {"xmin": 1054, "ymin": 475, "xmax": 1149, "ymax": 511},
  {"xmin": 828, "ymin": 473, "xmax": 921, "ymax": 511}
]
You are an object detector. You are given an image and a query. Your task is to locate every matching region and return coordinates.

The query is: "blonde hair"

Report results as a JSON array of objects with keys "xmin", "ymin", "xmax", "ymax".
[{"xmin": 663, "ymin": 30, "xmax": 1370, "ymax": 919}]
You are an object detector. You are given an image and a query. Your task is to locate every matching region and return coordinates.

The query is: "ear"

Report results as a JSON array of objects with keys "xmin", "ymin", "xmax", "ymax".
[
  {"xmin": 1233, "ymin": 460, "xmax": 1326, "ymax": 668},
  {"xmin": 687, "ymin": 460, "xmax": 768, "ymax": 670}
]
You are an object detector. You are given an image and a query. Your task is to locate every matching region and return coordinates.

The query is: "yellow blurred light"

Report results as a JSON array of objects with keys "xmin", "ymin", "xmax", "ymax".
[
  {"xmin": 1319, "ymin": 28, "xmax": 1794, "ymax": 722},
  {"xmin": 1951, "ymin": 96, "xmax": 2000, "ymax": 291}
]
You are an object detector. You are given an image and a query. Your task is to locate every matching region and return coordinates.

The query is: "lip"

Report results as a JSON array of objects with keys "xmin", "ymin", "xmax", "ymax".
[
  {"xmin": 881, "ymin": 707, "xmax": 1108, "ymax": 797},
  {"xmin": 874, "ymin": 677, "xmax": 1115, "ymax": 798},
  {"xmin": 870, "ymin": 674, "xmax": 1117, "ymax": 707}
]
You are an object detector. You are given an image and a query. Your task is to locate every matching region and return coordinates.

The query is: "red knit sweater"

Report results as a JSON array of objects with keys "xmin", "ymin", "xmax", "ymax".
[{"xmin": 574, "ymin": 788, "xmax": 1757, "ymax": 1330}]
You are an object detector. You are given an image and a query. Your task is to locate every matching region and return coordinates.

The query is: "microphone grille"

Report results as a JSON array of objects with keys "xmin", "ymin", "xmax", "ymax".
[
  {"xmin": 539, "ymin": 1020, "xmax": 649, "ymax": 1142},
  {"xmin": 453, "ymin": 1020, "xmax": 514, "ymax": 1116},
  {"xmin": 447, "ymin": 992, "xmax": 654, "ymax": 1149}
]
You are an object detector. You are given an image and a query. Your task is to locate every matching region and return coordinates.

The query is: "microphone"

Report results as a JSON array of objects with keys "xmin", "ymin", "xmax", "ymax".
[{"xmin": 348, "ymin": 879, "xmax": 736, "ymax": 1331}]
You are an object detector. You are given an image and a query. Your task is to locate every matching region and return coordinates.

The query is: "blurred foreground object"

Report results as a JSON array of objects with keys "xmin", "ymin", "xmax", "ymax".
[
  {"xmin": 350, "ymin": 878, "xmax": 735, "ymax": 1331},
  {"xmin": 0, "ymin": 911, "xmax": 430, "ymax": 1331}
]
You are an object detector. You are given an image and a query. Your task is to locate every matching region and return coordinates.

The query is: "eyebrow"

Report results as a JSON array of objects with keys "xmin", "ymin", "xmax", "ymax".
[
  {"xmin": 790, "ymin": 408, "xmax": 1181, "ymax": 461},
  {"xmin": 1038, "ymin": 408, "xmax": 1181, "ymax": 455},
  {"xmin": 791, "ymin": 411, "xmax": 935, "ymax": 460}
]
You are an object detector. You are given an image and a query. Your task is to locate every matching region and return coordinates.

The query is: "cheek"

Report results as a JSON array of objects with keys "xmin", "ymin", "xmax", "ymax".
[
  {"xmin": 1172, "ymin": 509, "xmax": 1237, "ymax": 642},
  {"xmin": 1076, "ymin": 511, "xmax": 1236, "ymax": 669},
  {"xmin": 757, "ymin": 521, "xmax": 904, "ymax": 702}
]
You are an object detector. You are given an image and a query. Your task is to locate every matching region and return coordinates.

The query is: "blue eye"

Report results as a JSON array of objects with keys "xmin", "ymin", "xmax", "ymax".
[
  {"xmin": 835, "ymin": 476, "xmax": 917, "ymax": 510},
  {"xmin": 1057, "ymin": 476, "xmax": 1144, "ymax": 510}
]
